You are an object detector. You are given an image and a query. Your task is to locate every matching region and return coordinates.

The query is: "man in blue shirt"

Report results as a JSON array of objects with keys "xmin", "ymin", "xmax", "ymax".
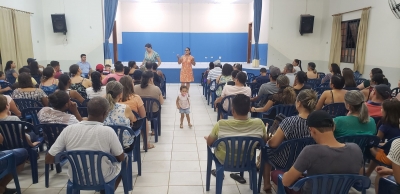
[{"xmin": 77, "ymin": 54, "xmax": 91, "ymax": 78}]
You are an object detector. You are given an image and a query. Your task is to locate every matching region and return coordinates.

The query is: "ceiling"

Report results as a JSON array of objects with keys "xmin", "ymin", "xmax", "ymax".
[{"xmin": 120, "ymin": 0, "xmax": 253, "ymax": 4}]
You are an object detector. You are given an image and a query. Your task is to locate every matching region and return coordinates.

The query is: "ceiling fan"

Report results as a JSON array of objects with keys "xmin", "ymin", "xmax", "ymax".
[{"xmin": 389, "ymin": 0, "xmax": 400, "ymax": 19}]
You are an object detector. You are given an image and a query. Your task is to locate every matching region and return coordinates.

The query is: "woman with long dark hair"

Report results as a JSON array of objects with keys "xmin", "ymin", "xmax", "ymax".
[
  {"xmin": 134, "ymin": 71, "xmax": 164, "ymax": 112},
  {"xmin": 342, "ymin": 68, "xmax": 357, "ymax": 88},
  {"xmin": 40, "ymin": 67, "xmax": 59, "ymax": 95},
  {"xmin": 321, "ymin": 63, "xmax": 341, "ymax": 84},
  {"xmin": 4, "ymin": 60, "xmax": 18, "ymax": 84},
  {"xmin": 85, "ymin": 71, "xmax": 106, "ymax": 99},
  {"xmin": 127, "ymin": 61, "xmax": 138, "ymax": 77},
  {"xmin": 357, "ymin": 68, "xmax": 384, "ymax": 90},
  {"xmin": 57, "ymin": 74, "xmax": 85, "ymax": 103},
  {"xmin": 69, "ymin": 64, "xmax": 92, "ymax": 99},
  {"xmin": 316, "ymin": 75, "xmax": 347, "ymax": 110},
  {"xmin": 29, "ymin": 61, "xmax": 42, "ymax": 84}
]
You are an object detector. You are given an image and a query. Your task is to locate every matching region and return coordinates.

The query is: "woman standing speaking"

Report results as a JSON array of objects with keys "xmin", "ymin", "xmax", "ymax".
[
  {"xmin": 177, "ymin": 47, "xmax": 195, "ymax": 91},
  {"xmin": 141, "ymin": 43, "xmax": 161, "ymax": 71}
]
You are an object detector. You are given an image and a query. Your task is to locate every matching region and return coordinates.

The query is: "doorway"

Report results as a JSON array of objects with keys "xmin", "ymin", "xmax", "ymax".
[{"xmin": 247, "ymin": 23, "xmax": 252, "ymax": 63}]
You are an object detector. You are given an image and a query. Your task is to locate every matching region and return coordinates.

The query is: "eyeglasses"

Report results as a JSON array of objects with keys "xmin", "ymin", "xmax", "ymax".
[{"xmin": 185, "ymin": 50, "xmax": 189, "ymax": 51}]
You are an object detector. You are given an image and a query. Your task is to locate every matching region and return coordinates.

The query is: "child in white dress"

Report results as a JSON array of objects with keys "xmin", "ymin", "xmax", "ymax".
[{"xmin": 176, "ymin": 85, "xmax": 192, "ymax": 128}]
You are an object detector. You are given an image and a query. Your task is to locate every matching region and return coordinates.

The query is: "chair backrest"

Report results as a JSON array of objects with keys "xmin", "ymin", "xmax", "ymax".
[
  {"xmin": 354, "ymin": 71, "xmax": 362, "ymax": 79},
  {"xmin": 131, "ymin": 111, "xmax": 146, "ymax": 131},
  {"xmin": 0, "ymin": 121, "xmax": 34, "ymax": 149},
  {"xmin": 266, "ymin": 104, "xmax": 297, "ymax": 117},
  {"xmin": 141, "ymin": 98, "xmax": 161, "ymax": 121},
  {"xmin": 219, "ymin": 95, "xmax": 236, "ymax": 116},
  {"xmin": 378, "ymin": 176, "xmax": 400, "ymax": 194},
  {"xmin": 21, "ymin": 107, "xmax": 42, "ymax": 126},
  {"xmin": 285, "ymin": 174, "xmax": 371, "ymax": 193},
  {"xmin": 314, "ymin": 87, "xmax": 331, "ymax": 95},
  {"xmin": 107, "ymin": 125, "xmax": 140, "ymax": 148},
  {"xmin": 319, "ymin": 82, "xmax": 330, "ymax": 88},
  {"xmin": 355, "ymin": 78, "xmax": 366, "ymax": 85},
  {"xmin": 212, "ymin": 83, "xmax": 225, "ymax": 92},
  {"xmin": 391, "ymin": 87, "xmax": 400, "ymax": 98},
  {"xmin": 38, "ymin": 124, "xmax": 68, "ymax": 148},
  {"xmin": 321, "ymin": 103, "xmax": 347, "ymax": 118},
  {"xmin": 0, "ymin": 152, "xmax": 16, "ymax": 179},
  {"xmin": 247, "ymin": 73, "xmax": 255, "ymax": 82},
  {"xmin": 81, "ymin": 99, "xmax": 90, "ymax": 107},
  {"xmin": 336, "ymin": 135, "xmax": 380, "ymax": 156},
  {"xmin": 13, "ymin": 99, "xmax": 43, "ymax": 111},
  {"xmin": 307, "ymin": 78, "xmax": 322, "ymax": 89},
  {"xmin": 317, "ymin": 72, "xmax": 325, "ymax": 79},
  {"xmin": 381, "ymin": 136, "xmax": 400, "ymax": 155},
  {"xmin": 212, "ymin": 137, "xmax": 264, "ymax": 171},
  {"xmin": 54, "ymin": 151, "xmax": 118, "ymax": 187},
  {"xmin": 264, "ymin": 137, "xmax": 316, "ymax": 171},
  {"xmin": 76, "ymin": 107, "xmax": 88, "ymax": 117},
  {"xmin": 0, "ymin": 82, "xmax": 13, "ymax": 95},
  {"xmin": 344, "ymin": 87, "xmax": 359, "ymax": 91}
]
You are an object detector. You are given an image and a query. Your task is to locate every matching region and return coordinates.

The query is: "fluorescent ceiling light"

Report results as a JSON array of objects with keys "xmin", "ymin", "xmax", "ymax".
[{"xmin": 217, "ymin": 0, "xmax": 236, "ymax": 4}]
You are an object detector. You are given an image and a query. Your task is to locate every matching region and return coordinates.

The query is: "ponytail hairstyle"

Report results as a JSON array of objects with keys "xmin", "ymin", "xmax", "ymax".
[
  {"xmin": 382, "ymin": 99, "xmax": 400, "ymax": 128},
  {"xmin": 296, "ymin": 89, "xmax": 318, "ymax": 112},
  {"xmin": 295, "ymin": 71, "xmax": 308, "ymax": 84},
  {"xmin": 105, "ymin": 81, "xmax": 123, "ymax": 112},
  {"xmin": 371, "ymin": 73, "xmax": 389, "ymax": 86},
  {"xmin": 41, "ymin": 67, "xmax": 54, "ymax": 82},
  {"xmin": 276, "ymin": 75, "xmax": 296, "ymax": 104},
  {"xmin": 91, "ymin": 71, "xmax": 102, "ymax": 92},
  {"xmin": 330, "ymin": 63, "xmax": 342, "ymax": 75},
  {"xmin": 344, "ymin": 90, "xmax": 369, "ymax": 123},
  {"xmin": 69, "ymin": 64, "xmax": 79, "ymax": 77},
  {"xmin": 308, "ymin": 62, "xmax": 316, "ymax": 74},
  {"xmin": 140, "ymin": 71, "xmax": 154, "ymax": 89},
  {"xmin": 58, "ymin": 74, "xmax": 71, "ymax": 91},
  {"xmin": 294, "ymin": 59, "xmax": 302, "ymax": 71}
]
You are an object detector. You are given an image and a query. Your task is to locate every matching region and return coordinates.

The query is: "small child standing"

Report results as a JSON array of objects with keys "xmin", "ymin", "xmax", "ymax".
[{"xmin": 176, "ymin": 85, "xmax": 192, "ymax": 128}]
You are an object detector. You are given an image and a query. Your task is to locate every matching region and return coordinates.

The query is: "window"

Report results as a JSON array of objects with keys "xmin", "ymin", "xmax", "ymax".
[{"xmin": 340, "ymin": 19, "xmax": 360, "ymax": 63}]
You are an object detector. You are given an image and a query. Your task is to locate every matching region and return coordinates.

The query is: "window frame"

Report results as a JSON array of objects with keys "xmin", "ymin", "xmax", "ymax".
[{"xmin": 340, "ymin": 19, "xmax": 361, "ymax": 63}]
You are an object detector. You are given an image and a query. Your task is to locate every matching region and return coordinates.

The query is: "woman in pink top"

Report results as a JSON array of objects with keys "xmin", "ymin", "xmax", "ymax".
[
  {"xmin": 176, "ymin": 85, "xmax": 192, "ymax": 128},
  {"xmin": 177, "ymin": 47, "xmax": 196, "ymax": 91}
]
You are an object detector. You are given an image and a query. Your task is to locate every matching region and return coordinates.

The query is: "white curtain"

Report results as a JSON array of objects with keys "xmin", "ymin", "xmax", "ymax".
[
  {"xmin": 354, "ymin": 8, "xmax": 370, "ymax": 74},
  {"xmin": 12, "ymin": 10, "xmax": 34, "ymax": 69},
  {"xmin": 0, "ymin": 7, "xmax": 17, "ymax": 69},
  {"xmin": 328, "ymin": 15, "xmax": 342, "ymax": 67}
]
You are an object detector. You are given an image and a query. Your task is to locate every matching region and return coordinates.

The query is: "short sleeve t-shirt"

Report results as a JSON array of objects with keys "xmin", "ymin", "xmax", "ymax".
[
  {"xmin": 209, "ymin": 118, "xmax": 266, "ymax": 163},
  {"xmin": 285, "ymin": 73, "xmax": 296, "ymax": 86},
  {"xmin": 279, "ymin": 115, "xmax": 310, "ymax": 140},
  {"xmin": 379, "ymin": 124, "xmax": 400, "ymax": 141},
  {"xmin": 333, "ymin": 116, "xmax": 377, "ymax": 138},
  {"xmin": 387, "ymin": 139, "xmax": 400, "ymax": 166},
  {"xmin": 11, "ymin": 88, "xmax": 47, "ymax": 102},
  {"xmin": 5, "ymin": 69, "xmax": 17, "ymax": 83},
  {"xmin": 293, "ymin": 143, "xmax": 363, "ymax": 192},
  {"xmin": 48, "ymin": 121, "xmax": 123, "ymax": 182},
  {"xmin": 86, "ymin": 86, "xmax": 106, "ymax": 99},
  {"xmin": 255, "ymin": 76, "xmax": 270, "ymax": 86},
  {"xmin": 365, "ymin": 101, "xmax": 382, "ymax": 117},
  {"xmin": 220, "ymin": 85, "xmax": 251, "ymax": 110},
  {"xmin": 38, "ymin": 107, "xmax": 79, "ymax": 125},
  {"xmin": 0, "ymin": 115, "xmax": 21, "ymax": 121},
  {"xmin": 119, "ymin": 94, "xmax": 144, "ymax": 114},
  {"xmin": 134, "ymin": 84, "xmax": 162, "ymax": 112}
]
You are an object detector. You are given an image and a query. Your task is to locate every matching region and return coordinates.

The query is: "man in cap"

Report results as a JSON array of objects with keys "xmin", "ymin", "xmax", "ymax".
[
  {"xmin": 281, "ymin": 110, "xmax": 363, "ymax": 192},
  {"xmin": 366, "ymin": 84, "xmax": 392, "ymax": 117},
  {"xmin": 251, "ymin": 65, "xmax": 281, "ymax": 107}
]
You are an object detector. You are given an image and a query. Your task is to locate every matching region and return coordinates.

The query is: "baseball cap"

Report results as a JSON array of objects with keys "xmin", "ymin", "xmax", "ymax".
[
  {"xmin": 374, "ymin": 84, "xmax": 391, "ymax": 99},
  {"xmin": 27, "ymin": 58, "xmax": 36, "ymax": 64},
  {"xmin": 96, "ymin": 64, "xmax": 104, "ymax": 71},
  {"xmin": 307, "ymin": 110, "xmax": 334, "ymax": 128},
  {"xmin": 269, "ymin": 65, "xmax": 281, "ymax": 78}
]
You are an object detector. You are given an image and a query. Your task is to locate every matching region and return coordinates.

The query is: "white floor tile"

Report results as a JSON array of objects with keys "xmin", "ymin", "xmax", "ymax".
[
  {"xmin": 171, "ymin": 152, "xmax": 200, "ymax": 161},
  {"xmin": 169, "ymin": 172, "xmax": 203, "ymax": 186},
  {"xmin": 134, "ymin": 172, "xmax": 170, "ymax": 187},
  {"xmin": 170, "ymin": 161, "xmax": 201, "ymax": 172},
  {"xmin": 168, "ymin": 186, "xmax": 204, "ymax": 194}
]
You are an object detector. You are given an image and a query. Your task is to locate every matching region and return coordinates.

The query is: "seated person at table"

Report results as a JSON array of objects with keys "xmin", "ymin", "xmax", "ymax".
[
  {"xmin": 0, "ymin": 94, "xmax": 41, "ymax": 147},
  {"xmin": 251, "ymin": 66, "xmax": 280, "ymax": 107},
  {"xmin": 251, "ymin": 75, "xmax": 296, "ymax": 119},
  {"xmin": 366, "ymin": 99, "xmax": 400, "ymax": 177},
  {"xmin": 38, "ymin": 91, "xmax": 82, "ymax": 124},
  {"xmin": 214, "ymin": 72, "xmax": 251, "ymax": 111},
  {"xmin": 281, "ymin": 110, "xmax": 363, "ymax": 193},
  {"xmin": 293, "ymin": 71, "xmax": 312, "ymax": 95},
  {"xmin": 315, "ymin": 74, "xmax": 347, "ymax": 110},
  {"xmin": 45, "ymin": 97, "xmax": 125, "ymax": 193},
  {"xmin": 205, "ymin": 94, "xmax": 268, "ymax": 175},
  {"xmin": 252, "ymin": 67, "xmax": 270, "ymax": 86},
  {"xmin": 11, "ymin": 72, "xmax": 48, "ymax": 106},
  {"xmin": 0, "ymin": 146, "xmax": 28, "ymax": 194},
  {"xmin": 366, "ymin": 84, "xmax": 391, "ymax": 117},
  {"xmin": 262, "ymin": 89, "xmax": 317, "ymax": 192},
  {"xmin": 333, "ymin": 90, "xmax": 376, "ymax": 138},
  {"xmin": 374, "ymin": 138, "xmax": 400, "ymax": 193}
]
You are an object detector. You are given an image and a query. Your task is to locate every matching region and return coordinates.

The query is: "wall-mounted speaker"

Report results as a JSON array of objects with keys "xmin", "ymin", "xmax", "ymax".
[
  {"xmin": 299, "ymin": 15, "xmax": 314, "ymax": 35},
  {"xmin": 51, "ymin": 14, "xmax": 67, "ymax": 34}
]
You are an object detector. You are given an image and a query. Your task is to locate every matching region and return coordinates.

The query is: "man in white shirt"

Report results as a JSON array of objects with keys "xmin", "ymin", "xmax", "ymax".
[
  {"xmin": 214, "ymin": 72, "xmax": 251, "ymax": 111},
  {"xmin": 45, "ymin": 97, "xmax": 125, "ymax": 192},
  {"xmin": 284, "ymin": 63, "xmax": 296, "ymax": 86}
]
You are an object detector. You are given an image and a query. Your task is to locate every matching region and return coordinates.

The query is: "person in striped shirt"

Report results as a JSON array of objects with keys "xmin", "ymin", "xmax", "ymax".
[
  {"xmin": 374, "ymin": 138, "xmax": 400, "ymax": 193},
  {"xmin": 207, "ymin": 63, "xmax": 222, "ymax": 90}
]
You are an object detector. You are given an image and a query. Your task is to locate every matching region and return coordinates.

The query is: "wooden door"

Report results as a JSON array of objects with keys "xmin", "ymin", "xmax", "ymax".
[{"xmin": 247, "ymin": 23, "xmax": 252, "ymax": 63}]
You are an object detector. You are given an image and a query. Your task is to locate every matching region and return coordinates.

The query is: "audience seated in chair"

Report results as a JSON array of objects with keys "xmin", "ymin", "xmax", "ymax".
[
  {"xmin": 119, "ymin": 76, "xmax": 154, "ymax": 150},
  {"xmin": 40, "ymin": 67, "xmax": 59, "ymax": 95},
  {"xmin": 366, "ymin": 84, "xmax": 391, "ymax": 117},
  {"xmin": 333, "ymin": 90, "xmax": 377, "ymax": 138},
  {"xmin": 132, "ymin": 70, "xmax": 143, "ymax": 86},
  {"xmin": 292, "ymin": 59, "xmax": 302, "ymax": 73},
  {"xmin": 252, "ymin": 67, "xmax": 270, "ymax": 85},
  {"xmin": 11, "ymin": 72, "xmax": 48, "ymax": 106},
  {"xmin": 306, "ymin": 62, "xmax": 318, "ymax": 79},
  {"xmin": 38, "ymin": 91, "xmax": 83, "ymax": 124},
  {"xmin": 101, "ymin": 61, "xmax": 125, "ymax": 85},
  {"xmin": 207, "ymin": 63, "xmax": 222, "ymax": 89},
  {"xmin": 293, "ymin": 71, "xmax": 311, "ymax": 95},
  {"xmin": 134, "ymin": 71, "xmax": 164, "ymax": 113},
  {"xmin": 366, "ymin": 99, "xmax": 400, "ymax": 177},
  {"xmin": 50, "ymin": 61, "xmax": 62, "ymax": 79},
  {"xmin": 214, "ymin": 72, "xmax": 251, "ymax": 112},
  {"xmin": 283, "ymin": 63, "xmax": 296, "ymax": 87},
  {"xmin": 29, "ymin": 61, "xmax": 42, "ymax": 85},
  {"xmin": 104, "ymin": 81, "xmax": 139, "ymax": 151},
  {"xmin": 361, "ymin": 73, "xmax": 389, "ymax": 101},
  {"xmin": 205, "ymin": 94, "xmax": 268, "ymax": 179},
  {"xmin": 321, "ymin": 63, "xmax": 341, "ymax": 84},
  {"xmin": 57, "ymin": 74, "xmax": 85, "ymax": 104},
  {"xmin": 15, "ymin": 67, "xmax": 38, "ymax": 87},
  {"xmin": 85, "ymin": 71, "xmax": 106, "ymax": 99},
  {"xmin": 1, "ymin": 94, "xmax": 21, "ymax": 117},
  {"xmin": 127, "ymin": 61, "xmax": 138, "ymax": 78},
  {"xmin": 374, "ymin": 138, "xmax": 400, "ymax": 194},
  {"xmin": 251, "ymin": 66, "xmax": 280, "ymax": 107},
  {"xmin": 315, "ymin": 74, "xmax": 347, "ymax": 110},
  {"xmin": 45, "ymin": 97, "xmax": 126, "ymax": 193},
  {"xmin": 226, "ymin": 70, "xmax": 239, "ymax": 86},
  {"xmin": 0, "ymin": 145, "xmax": 28, "ymax": 194},
  {"xmin": 251, "ymin": 75, "xmax": 296, "ymax": 119},
  {"xmin": 281, "ymin": 110, "xmax": 363, "ymax": 193},
  {"xmin": 342, "ymin": 68, "xmax": 357, "ymax": 88},
  {"xmin": 357, "ymin": 68, "xmax": 383, "ymax": 90},
  {"xmin": 0, "ymin": 71, "xmax": 12, "ymax": 95},
  {"xmin": 233, "ymin": 63, "xmax": 247, "ymax": 75},
  {"xmin": 0, "ymin": 94, "xmax": 41, "ymax": 147},
  {"xmin": 144, "ymin": 62, "xmax": 161, "ymax": 88},
  {"xmin": 262, "ymin": 89, "xmax": 317, "ymax": 192},
  {"xmin": 215, "ymin": 63, "xmax": 233, "ymax": 97},
  {"xmin": 69, "ymin": 64, "xmax": 92, "ymax": 99},
  {"xmin": 4, "ymin": 60, "xmax": 18, "ymax": 84}
]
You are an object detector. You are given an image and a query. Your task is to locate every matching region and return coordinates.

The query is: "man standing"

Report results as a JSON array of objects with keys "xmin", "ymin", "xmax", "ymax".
[{"xmin": 77, "ymin": 54, "xmax": 91, "ymax": 78}]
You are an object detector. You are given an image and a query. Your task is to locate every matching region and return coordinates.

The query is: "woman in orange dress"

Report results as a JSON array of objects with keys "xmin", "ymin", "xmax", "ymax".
[{"xmin": 177, "ymin": 47, "xmax": 196, "ymax": 91}]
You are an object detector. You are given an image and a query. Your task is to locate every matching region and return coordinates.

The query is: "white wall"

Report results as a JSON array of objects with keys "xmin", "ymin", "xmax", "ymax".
[
  {"xmin": 41, "ymin": 0, "xmax": 104, "ymax": 71},
  {"xmin": 0, "ymin": 0, "xmax": 47, "ymax": 65}
]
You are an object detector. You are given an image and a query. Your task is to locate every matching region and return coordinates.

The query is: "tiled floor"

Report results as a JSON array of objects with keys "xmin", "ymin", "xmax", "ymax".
[{"xmin": 8, "ymin": 84, "xmax": 376, "ymax": 193}]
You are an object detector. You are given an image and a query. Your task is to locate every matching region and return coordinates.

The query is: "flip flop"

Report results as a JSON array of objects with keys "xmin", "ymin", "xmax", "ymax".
[
  {"xmin": 211, "ymin": 169, "xmax": 225, "ymax": 179},
  {"xmin": 188, "ymin": 123, "xmax": 193, "ymax": 128},
  {"xmin": 230, "ymin": 173, "xmax": 246, "ymax": 184}
]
